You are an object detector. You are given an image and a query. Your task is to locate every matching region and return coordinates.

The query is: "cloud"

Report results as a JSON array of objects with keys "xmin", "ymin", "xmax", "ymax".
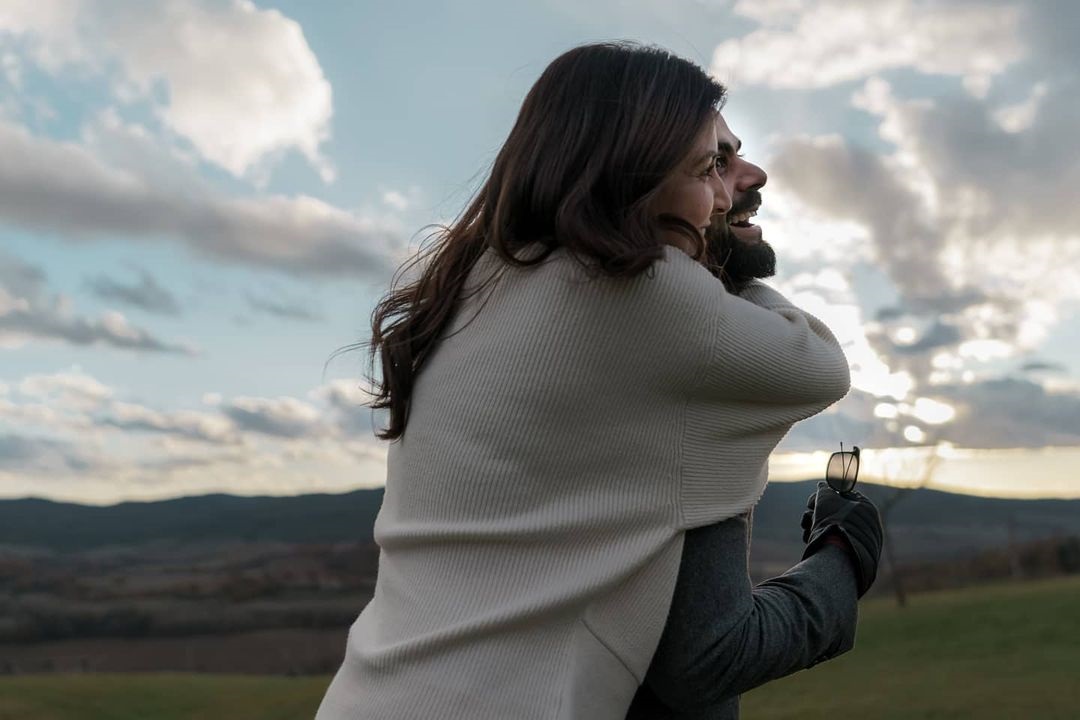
[
  {"xmin": 382, "ymin": 191, "xmax": 409, "ymax": 212},
  {"xmin": 768, "ymin": 133, "xmax": 951, "ymax": 299},
  {"xmin": 0, "ymin": 369, "xmax": 393, "ymax": 501},
  {"xmin": 310, "ymin": 378, "xmax": 385, "ymax": 437},
  {"xmin": 888, "ymin": 321, "xmax": 963, "ymax": 356},
  {"xmin": 84, "ymin": 268, "xmax": 181, "ymax": 315},
  {"xmin": 245, "ymin": 292, "xmax": 322, "ymax": 322},
  {"xmin": 220, "ymin": 395, "xmax": 326, "ymax": 439},
  {"xmin": 99, "ymin": 400, "xmax": 240, "ymax": 444},
  {"xmin": 17, "ymin": 369, "xmax": 112, "ymax": 410},
  {"xmin": 0, "ymin": 249, "xmax": 196, "ymax": 354},
  {"xmin": 711, "ymin": 0, "xmax": 1024, "ymax": 95},
  {"xmin": 930, "ymin": 378, "xmax": 1080, "ymax": 448},
  {"xmin": 0, "ymin": 115, "xmax": 403, "ymax": 281},
  {"xmin": 0, "ymin": 432, "xmax": 108, "ymax": 473},
  {"xmin": 0, "ymin": 248, "xmax": 46, "ymax": 302},
  {"xmin": 1, "ymin": 0, "xmax": 335, "ymax": 183},
  {"xmin": 764, "ymin": 64, "xmax": 1080, "ymax": 395},
  {"xmin": 1020, "ymin": 360, "xmax": 1068, "ymax": 374},
  {"xmin": 783, "ymin": 376, "xmax": 1080, "ymax": 453}
]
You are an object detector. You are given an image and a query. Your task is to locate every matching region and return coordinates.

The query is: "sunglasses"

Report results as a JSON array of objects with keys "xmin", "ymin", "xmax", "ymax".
[{"xmin": 826, "ymin": 443, "xmax": 860, "ymax": 494}]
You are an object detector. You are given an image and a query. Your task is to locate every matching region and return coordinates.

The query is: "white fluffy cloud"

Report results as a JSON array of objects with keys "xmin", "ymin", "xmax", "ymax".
[
  {"xmin": 0, "ymin": 115, "xmax": 403, "ymax": 280},
  {"xmin": 735, "ymin": 0, "xmax": 1080, "ymax": 418},
  {"xmin": 0, "ymin": 0, "xmax": 334, "ymax": 182},
  {"xmin": 102, "ymin": 401, "xmax": 241, "ymax": 444},
  {"xmin": 18, "ymin": 369, "xmax": 113, "ymax": 410},
  {"xmin": 712, "ymin": 0, "xmax": 1024, "ymax": 95},
  {"xmin": 767, "ymin": 73, "xmax": 1080, "ymax": 394}
]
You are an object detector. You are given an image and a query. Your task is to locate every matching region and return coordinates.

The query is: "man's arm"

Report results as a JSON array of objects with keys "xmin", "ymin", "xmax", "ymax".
[{"xmin": 634, "ymin": 513, "xmax": 859, "ymax": 715}]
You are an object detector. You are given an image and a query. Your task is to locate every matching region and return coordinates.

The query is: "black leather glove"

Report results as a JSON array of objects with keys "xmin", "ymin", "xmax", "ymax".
[{"xmin": 800, "ymin": 481, "xmax": 884, "ymax": 598}]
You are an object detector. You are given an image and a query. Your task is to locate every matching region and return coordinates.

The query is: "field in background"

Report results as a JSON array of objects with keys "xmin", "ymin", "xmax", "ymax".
[
  {"xmin": 743, "ymin": 575, "xmax": 1080, "ymax": 720},
  {"xmin": 1, "ymin": 576, "xmax": 1078, "ymax": 719}
]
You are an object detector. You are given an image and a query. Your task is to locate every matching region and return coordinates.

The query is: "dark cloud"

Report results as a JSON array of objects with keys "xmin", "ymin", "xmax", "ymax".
[
  {"xmin": 0, "ymin": 251, "xmax": 194, "ymax": 354},
  {"xmin": 770, "ymin": 137, "xmax": 956, "ymax": 301},
  {"xmin": 0, "ymin": 432, "xmax": 103, "ymax": 473},
  {"xmin": 1020, "ymin": 360, "xmax": 1068, "ymax": 373},
  {"xmin": 96, "ymin": 402, "xmax": 239, "ymax": 445},
  {"xmin": 888, "ymin": 321, "xmax": 964, "ymax": 356},
  {"xmin": 782, "ymin": 388, "xmax": 910, "ymax": 452},
  {"xmin": 0, "ymin": 250, "xmax": 46, "ymax": 303},
  {"xmin": 220, "ymin": 397, "xmax": 324, "ymax": 439},
  {"xmin": 892, "ymin": 83, "xmax": 1080, "ymax": 241},
  {"xmin": 875, "ymin": 289, "xmax": 989, "ymax": 324},
  {"xmin": 875, "ymin": 306, "xmax": 906, "ymax": 322},
  {"xmin": 245, "ymin": 292, "xmax": 322, "ymax": 322},
  {"xmin": 787, "ymin": 378, "xmax": 1080, "ymax": 453},
  {"xmin": 0, "ymin": 304, "xmax": 194, "ymax": 354},
  {"xmin": 137, "ymin": 452, "xmax": 247, "ymax": 471},
  {"xmin": 932, "ymin": 378, "xmax": 1080, "ymax": 448},
  {"xmin": 85, "ymin": 269, "xmax": 181, "ymax": 315},
  {"xmin": 780, "ymin": 409, "xmax": 882, "ymax": 452}
]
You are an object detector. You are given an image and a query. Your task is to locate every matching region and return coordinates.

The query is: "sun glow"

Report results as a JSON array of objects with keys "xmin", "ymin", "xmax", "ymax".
[{"xmin": 770, "ymin": 445, "xmax": 1080, "ymax": 499}]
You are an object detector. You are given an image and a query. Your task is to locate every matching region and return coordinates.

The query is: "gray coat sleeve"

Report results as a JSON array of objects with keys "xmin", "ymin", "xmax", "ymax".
[{"xmin": 625, "ymin": 511, "xmax": 859, "ymax": 718}]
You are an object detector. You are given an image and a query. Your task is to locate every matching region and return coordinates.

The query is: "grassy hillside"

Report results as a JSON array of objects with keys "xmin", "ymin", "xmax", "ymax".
[
  {"xmin": 1, "ymin": 576, "xmax": 1077, "ymax": 719},
  {"xmin": 741, "ymin": 575, "xmax": 1080, "ymax": 719}
]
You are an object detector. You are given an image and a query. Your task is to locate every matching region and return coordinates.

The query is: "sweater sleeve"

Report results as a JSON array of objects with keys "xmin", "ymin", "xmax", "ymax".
[
  {"xmin": 674, "ymin": 267, "xmax": 854, "ymax": 531},
  {"xmin": 699, "ymin": 278, "xmax": 851, "ymax": 405},
  {"xmin": 627, "ymin": 513, "xmax": 859, "ymax": 718}
]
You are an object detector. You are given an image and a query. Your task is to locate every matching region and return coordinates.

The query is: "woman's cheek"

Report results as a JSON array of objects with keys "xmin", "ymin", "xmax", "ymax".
[{"xmin": 697, "ymin": 185, "xmax": 716, "ymax": 224}]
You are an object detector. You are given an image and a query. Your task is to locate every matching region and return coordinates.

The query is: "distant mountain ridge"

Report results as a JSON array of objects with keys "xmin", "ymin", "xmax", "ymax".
[
  {"xmin": 0, "ymin": 490, "xmax": 384, "ymax": 551},
  {"xmin": 2, "ymin": 482, "xmax": 1078, "ymax": 559}
]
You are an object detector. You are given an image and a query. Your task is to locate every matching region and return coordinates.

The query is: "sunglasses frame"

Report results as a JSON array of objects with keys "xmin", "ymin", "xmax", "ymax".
[{"xmin": 826, "ymin": 444, "xmax": 861, "ymax": 494}]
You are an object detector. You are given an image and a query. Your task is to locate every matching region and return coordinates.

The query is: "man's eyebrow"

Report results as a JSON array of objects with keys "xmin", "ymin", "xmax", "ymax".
[{"xmin": 718, "ymin": 138, "xmax": 743, "ymax": 155}]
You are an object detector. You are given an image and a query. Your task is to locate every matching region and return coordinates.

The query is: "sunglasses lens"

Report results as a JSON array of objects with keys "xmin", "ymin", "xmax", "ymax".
[{"xmin": 826, "ymin": 452, "xmax": 858, "ymax": 493}]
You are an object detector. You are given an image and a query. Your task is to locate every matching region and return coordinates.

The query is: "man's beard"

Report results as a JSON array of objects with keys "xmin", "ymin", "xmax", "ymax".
[{"xmin": 703, "ymin": 193, "xmax": 776, "ymax": 289}]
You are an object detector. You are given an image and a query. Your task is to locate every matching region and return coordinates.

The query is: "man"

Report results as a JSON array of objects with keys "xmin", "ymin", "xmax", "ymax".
[
  {"xmin": 624, "ymin": 114, "xmax": 885, "ymax": 719},
  {"xmin": 704, "ymin": 113, "xmax": 774, "ymax": 292}
]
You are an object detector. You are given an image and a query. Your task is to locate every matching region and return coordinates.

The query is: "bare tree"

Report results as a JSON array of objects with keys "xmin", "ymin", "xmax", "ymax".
[{"xmin": 869, "ymin": 443, "xmax": 943, "ymax": 607}]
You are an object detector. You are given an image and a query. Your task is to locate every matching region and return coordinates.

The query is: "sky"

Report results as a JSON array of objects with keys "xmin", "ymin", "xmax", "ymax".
[{"xmin": 1, "ymin": 0, "xmax": 1078, "ymax": 505}]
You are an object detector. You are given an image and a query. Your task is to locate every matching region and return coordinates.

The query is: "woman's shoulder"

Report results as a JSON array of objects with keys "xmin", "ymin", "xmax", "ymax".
[{"xmin": 480, "ymin": 240, "xmax": 729, "ymax": 330}]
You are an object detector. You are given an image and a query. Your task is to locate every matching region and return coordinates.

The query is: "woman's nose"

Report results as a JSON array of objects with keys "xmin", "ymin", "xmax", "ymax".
[{"xmin": 713, "ymin": 183, "xmax": 732, "ymax": 215}]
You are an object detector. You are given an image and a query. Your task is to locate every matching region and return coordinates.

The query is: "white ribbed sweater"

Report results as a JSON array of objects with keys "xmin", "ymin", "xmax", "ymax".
[{"xmin": 317, "ymin": 243, "xmax": 851, "ymax": 720}]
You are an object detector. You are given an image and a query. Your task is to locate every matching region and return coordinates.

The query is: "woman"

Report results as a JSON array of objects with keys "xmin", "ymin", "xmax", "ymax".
[{"xmin": 317, "ymin": 42, "xmax": 868, "ymax": 720}]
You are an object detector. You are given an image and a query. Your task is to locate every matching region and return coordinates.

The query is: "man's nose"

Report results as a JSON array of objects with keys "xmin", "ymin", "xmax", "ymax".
[{"xmin": 739, "ymin": 162, "xmax": 767, "ymax": 193}]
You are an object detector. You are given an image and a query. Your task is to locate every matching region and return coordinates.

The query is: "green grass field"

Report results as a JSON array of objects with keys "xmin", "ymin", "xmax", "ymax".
[{"xmin": 2, "ymin": 576, "xmax": 1078, "ymax": 719}]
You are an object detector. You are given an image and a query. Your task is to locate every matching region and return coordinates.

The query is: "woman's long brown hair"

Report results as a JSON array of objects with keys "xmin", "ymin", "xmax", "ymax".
[{"xmin": 329, "ymin": 41, "xmax": 728, "ymax": 441}]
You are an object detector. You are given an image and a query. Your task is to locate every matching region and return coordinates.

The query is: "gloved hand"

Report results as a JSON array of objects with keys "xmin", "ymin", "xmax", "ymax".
[{"xmin": 800, "ymin": 481, "xmax": 884, "ymax": 598}]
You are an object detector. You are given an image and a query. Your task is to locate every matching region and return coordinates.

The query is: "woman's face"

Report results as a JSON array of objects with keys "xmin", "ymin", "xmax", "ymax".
[{"xmin": 650, "ymin": 114, "xmax": 732, "ymax": 263}]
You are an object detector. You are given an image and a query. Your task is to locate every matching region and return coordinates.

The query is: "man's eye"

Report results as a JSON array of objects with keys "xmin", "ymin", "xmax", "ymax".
[{"xmin": 701, "ymin": 157, "xmax": 723, "ymax": 176}]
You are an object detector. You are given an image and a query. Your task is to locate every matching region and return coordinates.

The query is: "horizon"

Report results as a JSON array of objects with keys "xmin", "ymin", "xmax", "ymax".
[
  {"xmin": 5, "ymin": 444, "xmax": 1078, "ymax": 507},
  {"xmin": 1, "ymin": 1, "xmax": 1077, "ymax": 505}
]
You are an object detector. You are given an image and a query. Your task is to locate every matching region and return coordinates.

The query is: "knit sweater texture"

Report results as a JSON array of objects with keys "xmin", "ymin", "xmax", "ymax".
[{"xmin": 316, "ymin": 242, "xmax": 851, "ymax": 719}]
